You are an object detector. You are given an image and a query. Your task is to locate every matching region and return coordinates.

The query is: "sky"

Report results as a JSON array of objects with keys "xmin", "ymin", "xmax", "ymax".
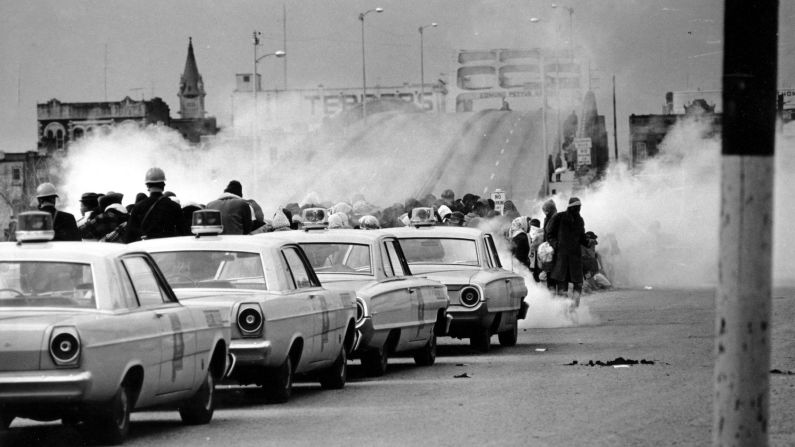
[{"xmin": 2, "ymin": 0, "xmax": 793, "ymax": 154}]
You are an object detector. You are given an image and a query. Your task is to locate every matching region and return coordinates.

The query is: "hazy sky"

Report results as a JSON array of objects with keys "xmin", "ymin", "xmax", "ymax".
[{"xmin": 1, "ymin": 0, "xmax": 793, "ymax": 153}]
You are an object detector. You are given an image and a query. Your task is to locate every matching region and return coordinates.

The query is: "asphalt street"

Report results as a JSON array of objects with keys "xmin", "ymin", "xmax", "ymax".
[{"xmin": 5, "ymin": 287, "xmax": 794, "ymax": 447}]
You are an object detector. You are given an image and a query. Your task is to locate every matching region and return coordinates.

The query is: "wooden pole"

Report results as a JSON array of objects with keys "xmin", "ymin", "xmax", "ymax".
[{"xmin": 714, "ymin": 1, "xmax": 778, "ymax": 446}]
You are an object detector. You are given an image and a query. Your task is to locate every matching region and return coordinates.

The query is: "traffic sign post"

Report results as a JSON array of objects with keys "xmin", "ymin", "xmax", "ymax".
[
  {"xmin": 491, "ymin": 189, "xmax": 506, "ymax": 215},
  {"xmin": 574, "ymin": 137, "xmax": 592, "ymax": 166}
]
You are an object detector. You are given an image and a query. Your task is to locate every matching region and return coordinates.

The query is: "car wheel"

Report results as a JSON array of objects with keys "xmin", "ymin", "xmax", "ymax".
[
  {"xmin": 470, "ymin": 327, "xmax": 491, "ymax": 353},
  {"xmin": 319, "ymin": 347, "xmax": 347, "ymax": 389},
  {"xmin": 93, "ymin": 384, "xmax": 132, "ymax": 445},
  {"xmin": 413, "ymin": 334, "xmax": 437, "ymax": 366},
  {"xmin": 179, "ymin": 372, "xmax": 215, "ymax": 425},
  {"xmin": 0, "ymin": 412, "xmax": 14, "ymax": 430},
  {"xmin": 361, "ymin": 345, "xmax": 388, "ymax": 377},
  {"xmin": 264, "ymin": 356, "xmax": 293, "ymax": 403},
  {"xmin": 498, "ymin": 324, "xmax": 518, "ymax": 347}
]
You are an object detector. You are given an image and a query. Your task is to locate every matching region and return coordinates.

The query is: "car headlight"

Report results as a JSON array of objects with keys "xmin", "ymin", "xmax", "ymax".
[
  {"xmin": 237, "ymin": 303, "xmax": 264, "ymax": 336},
  {"xmin": 50, "ymin": 327, "xmax": 80, "ymax": 367},
  {"xmin": 355, "ymin": 297, "xmax": 368, "ymax": 328},
  {"xmin": 460, "ymin": 287, "xmax": 480, "ymax": 307}
]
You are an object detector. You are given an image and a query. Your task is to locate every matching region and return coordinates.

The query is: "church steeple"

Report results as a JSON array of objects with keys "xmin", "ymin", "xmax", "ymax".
[{"xmin": 178, "ymin": 37, "xmax": 206, "ymax": 118}]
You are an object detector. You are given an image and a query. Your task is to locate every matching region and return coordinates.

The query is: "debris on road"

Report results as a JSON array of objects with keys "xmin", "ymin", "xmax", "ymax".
[
  {"xmin": 454, "ymin": 373, "xmax": 471, "ymax": 379},
  {"xmin": 770, "ymin": 369, "xmax": 795, "ymax": 375},
  {"xmin": 566, "ymin": 357, "xmax": 657, "ymax": 367},
  {"xmin": 535, "ymin": 348, "xmax": 547, "ymax": 352}
]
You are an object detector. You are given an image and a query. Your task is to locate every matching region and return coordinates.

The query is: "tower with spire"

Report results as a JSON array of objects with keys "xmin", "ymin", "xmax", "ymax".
[{"xmin": 178, "ymin": 37, "xmax": 206, "ymax": 119}]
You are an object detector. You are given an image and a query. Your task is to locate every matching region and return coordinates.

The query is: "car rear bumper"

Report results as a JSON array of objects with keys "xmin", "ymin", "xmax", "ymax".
[
  {"xmin": 229, "ymin": 339, "xmax": 272, "ymax": 372},
  {"xmin": 0, "ymin": 370, "xmax": 92, "ymax": 403}
]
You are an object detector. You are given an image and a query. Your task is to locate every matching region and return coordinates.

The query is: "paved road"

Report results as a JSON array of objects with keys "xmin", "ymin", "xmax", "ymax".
[{"xmin": 5, "ymin": 287, "xmax": 794, "ymax": 446}]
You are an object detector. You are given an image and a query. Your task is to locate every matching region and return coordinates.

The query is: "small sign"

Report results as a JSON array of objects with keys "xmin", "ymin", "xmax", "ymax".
[
  {"xmin": 574, "ymin": 137, "xmax": 592, "ymax": 166},
  {"xmin": 491, "ymin": 189, "xmax": 506, "ymax": 214}
]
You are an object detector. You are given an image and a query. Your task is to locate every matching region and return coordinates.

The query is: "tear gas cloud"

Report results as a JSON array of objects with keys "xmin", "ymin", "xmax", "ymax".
[{"xmin": 60, "ymin": 99, "xmax": 794, "ymax": 292}]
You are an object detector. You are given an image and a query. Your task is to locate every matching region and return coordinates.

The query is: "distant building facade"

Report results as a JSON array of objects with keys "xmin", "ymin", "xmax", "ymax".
[
  {"xmin": 36, "ymin": 37, "xmax": 218, "ymax": 153},
  {"xmin": 0, "ymin": 151, "xmax": 49, "ymax": 239}
]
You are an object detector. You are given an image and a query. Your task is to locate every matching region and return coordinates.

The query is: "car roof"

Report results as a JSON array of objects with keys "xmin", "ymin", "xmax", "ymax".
[
  {"xmin": 0, "ymin": 241, "xmax": 138, "ymax": 262},
  {"xmin": 387, "ymin": 226, "xmax": 486, "ymax": 239},
  {"xmin": 281, "ymin": 228, "xmax": 394, "ymax": 244},
  {"xmin": 130, "ymin": 234, "xmax": 298, "ymax": 252}
]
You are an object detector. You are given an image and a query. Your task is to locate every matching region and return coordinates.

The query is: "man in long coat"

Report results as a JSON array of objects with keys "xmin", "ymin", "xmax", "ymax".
[{"xmin": 547, "ymin": 197, "xmax": 588, "ymax": 307}]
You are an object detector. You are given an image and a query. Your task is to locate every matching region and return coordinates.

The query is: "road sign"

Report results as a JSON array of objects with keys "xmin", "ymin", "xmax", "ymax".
[
  {"xmin": 491, "ymin": 189, "xmax": 506, "ymax": 215},
  {"xmin": 574, "ymin": 137, "xmax": 592, "ymax": 166}
]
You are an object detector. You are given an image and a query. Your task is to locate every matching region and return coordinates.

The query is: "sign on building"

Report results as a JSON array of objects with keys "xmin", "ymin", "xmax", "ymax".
[
  {"xmin": 491, "ymin": 188, "xmax": 506, "ymax": 214},
  {"xmin": 574, "ymin": 137, "xmax": 592, "ymax": 166}
]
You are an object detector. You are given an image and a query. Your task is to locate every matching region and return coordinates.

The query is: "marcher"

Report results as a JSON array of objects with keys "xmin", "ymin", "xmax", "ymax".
[
  {"xmin": 206, "ymin": 180, "xmax": 254, "ymax": 235},
  {"xmin": 547, "ymin": 197, "xmax": 589, "ymax": 308},
  {"xmin": 98, "ymin": 204, "xmax": 129, "ymax": 243},
  {"xmin": 528, "ymin": 218, "xmax": 544, "ymax": 282},
  {"xmin": 77, "ymin": 192, "xmax": 101, "ymax": 239},
  {"xmin": 124, "ymin": 167, "xmax": 188, "ymax": 242},
  {"xmin": 582, "ymin": 231, "xmax": 612, "ymax": 292},
  {"xmin": 541, "ymin": 199, "xmax": 558, "ymax": 291},
  {"xmin": 508, "ymin": 216, "xmax": 532, "ymax": 271},
  {"xmin": 34, "ymin": 182, "xmax": 80, "ymax": 241}
]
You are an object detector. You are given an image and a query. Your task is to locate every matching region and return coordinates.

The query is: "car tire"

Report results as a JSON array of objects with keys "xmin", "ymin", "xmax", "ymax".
[
  {"xmin": 93, "ymin": 384, "xmax": 132, "ymax": 445},
  {"xmin": 264, "ymin": 356, "xmax": 293, "ymax": 403},
  {"xmin": 319, "ymin": 347, "xmax": 347, "ymax": 389},
  {"xmin": 361, "ymin": 345, "xmax": 388, "ymax": 377},
  {"xmin": 498, "ymin": 324, "xmax": 518, "ymax": 347},
  {"xmin": 0, "ymin": 413, "xmax": 14, "ymax": 430},
  {"xmin": 413, "ymin": 334, "xmax": 437, "ymax": 366},
  {"xmin": 470, "ymin": 327, "xmax": 491, "ymax": 353},
  {"xmin": 179, "ymin": 372, "xmax": 215, "ymax": 425}
]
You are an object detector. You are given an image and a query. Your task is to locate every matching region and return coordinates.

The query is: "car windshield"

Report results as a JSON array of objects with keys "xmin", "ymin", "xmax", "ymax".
[
  {"xmin": 151, "ymin": 251, "xmax": 267, "ymax": 290},
  {"xmin": 0, "ymin": 261, "xmax": 96, "ymax": 308},
  {"xmin": 399, "ymin": 238, "xmax": 480, "ymax": 266},
  {"xmin": 300, "ymin": 243, "xmax": 372, "ymax": 275}
]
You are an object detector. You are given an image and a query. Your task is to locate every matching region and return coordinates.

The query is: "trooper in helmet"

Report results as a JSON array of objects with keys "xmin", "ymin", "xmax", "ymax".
[
  {"xmin": 124, "ymin": 167, "xmax": 188, "ymax": 242},
  {"xmin": 34, "ymin": 182, "xmax": 81, "ymax": 241}
]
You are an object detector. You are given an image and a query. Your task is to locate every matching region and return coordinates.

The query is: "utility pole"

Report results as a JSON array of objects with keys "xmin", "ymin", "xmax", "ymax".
[
  {"xmin": 713, "ymin": 1, "xmax": 778, "ymax": 446},
  {"xmin": 283, "ymin": 4, "xmax": 287, "ymax": 90},
  {"xmin": 612, "ymin": 74, "xmax": 618, "ymax": 162}
]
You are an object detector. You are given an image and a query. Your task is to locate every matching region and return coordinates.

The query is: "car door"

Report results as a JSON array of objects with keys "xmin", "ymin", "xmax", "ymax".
[
  {"xmin": 121, "ymin": 255, "xmax": 197, "ymax": 395},
  {"xmin": 282, "ymin": 246, "xmax": 337, "ymax": 363},
  {"xmin": 381, "ymin": 238, "xmax": 428, "ymax": 341}
]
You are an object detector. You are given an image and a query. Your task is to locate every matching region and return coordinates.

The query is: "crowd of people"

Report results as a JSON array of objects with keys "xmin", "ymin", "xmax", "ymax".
[{"xmin": 8, "ymin": 166, "xmax": 613, "ymax": 305}]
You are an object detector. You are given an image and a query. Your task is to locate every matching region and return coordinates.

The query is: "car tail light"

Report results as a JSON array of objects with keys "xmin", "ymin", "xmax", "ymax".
[
  {"xmin": 50, "ymin": 327, "xmax": 80, "ymax": 366},
  {"xmin": 355, "ymin": 297, "xmax": 368, "ymax": 328},
  {"xmin": 237, "ymin": 303, "xmax": 264, "ymax": 336},
  {"xmin": 460, "ymin": 287, "xmax": 480, "ymax": 307}
]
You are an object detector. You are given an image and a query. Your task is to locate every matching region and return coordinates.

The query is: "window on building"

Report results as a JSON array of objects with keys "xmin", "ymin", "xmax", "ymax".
[
  {"xmin": 56, "ymin": 130, "xmax": 64, "ymax": 149},
  {"xmin": 243, "ymin": 75, "xmax": 250, "ymax": 82},
  {"xmin": 12, "ymin": 167, "xmax": 21, "ymax": 182}
]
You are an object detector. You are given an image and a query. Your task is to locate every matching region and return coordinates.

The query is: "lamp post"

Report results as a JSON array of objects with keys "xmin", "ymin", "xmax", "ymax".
[
  {"xmin": 251, "ymin": 30, "xmax": 285, "ymax": 186},
  {"xmin": 551, "ymin": 3, "xmax": 574, "ymax": 56},
  {"xmin": 419, "ymin": 22, "xmax": 437, "ymax": 111},
  {"xmin": 530, "ymin": 17, "xmax": 550, "ymax": 196},
  {"xmin": 359, "ymin": 7, "xmax": 383, "ymax": 121}
]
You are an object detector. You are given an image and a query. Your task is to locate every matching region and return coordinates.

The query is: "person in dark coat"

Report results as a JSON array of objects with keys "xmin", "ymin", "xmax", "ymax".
[
  {"xmin": 206, "ymin": 180, "xmax": 254, "ymax": 235},
  {"xmin": 509, "ymin": 216, "xmax": 532, "ymax": 271},
  {"xmin": 77, "ymin": 192, "xmax": 101, "ymax": 239},
  {"xmin": 124, "ymin": 167, "xmax": 188, "ymax": 242},
  {"xmin": 547, "ymin": 197, "xmax": 589, "ymax": 307},
  {"xmin": 34, "ymin": 182, "xmax": 80, "ymax": 241},
  {"xmin": 541, "ymin": 199, "xmax": 558, "ymax": 290}
]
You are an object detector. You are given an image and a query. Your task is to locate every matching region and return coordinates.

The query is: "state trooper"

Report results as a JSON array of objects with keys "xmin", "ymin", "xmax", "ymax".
[
  {"xmin": 124, "ymin": 167, "xmax": 188, "ymax": 242},
  {"xmin": 34, "ymin": 182, "xmax": 81, "ymax": 241}
]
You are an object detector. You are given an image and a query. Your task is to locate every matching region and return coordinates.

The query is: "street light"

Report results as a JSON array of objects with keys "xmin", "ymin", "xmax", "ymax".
[
  {"xmin": 359, "ymin": 7, "xmax": 384, "ymax": 121},
  {"xmin": 418, "ymin": 22, "xmax": 437, "ymax": 111},
  {"xmin": 251, "ymin": 29, "xmax": 285, "ymax": 186},
  {"xmin": 551, "ymin": 3, "xmax": 574, "ymax": 56}
]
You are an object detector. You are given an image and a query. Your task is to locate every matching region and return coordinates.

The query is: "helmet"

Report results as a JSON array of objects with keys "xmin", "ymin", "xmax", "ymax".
[
  {"xmin": 145, "ymin": 167, "xmax": 166, "ymax": 183},
  {"xmin": 35, "ymin": 182, "xmax": 58, "ymax": 198}
]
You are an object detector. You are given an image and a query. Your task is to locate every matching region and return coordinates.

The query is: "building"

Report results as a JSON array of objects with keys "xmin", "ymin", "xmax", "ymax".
[
  {"xmin": 0, "ymin": 151, "xmax": 49, "ymax": 239},
  {"xmin": 36, "ymin": 37, "xmax": 218, "ymax": 153}
]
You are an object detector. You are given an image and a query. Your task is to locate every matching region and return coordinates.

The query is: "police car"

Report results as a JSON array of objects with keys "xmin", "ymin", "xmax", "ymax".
[
  {"xmin": 282, "ymin": 227, "xmax": 450, "ymax": 377},
  {"xmin": 131, "ymin": 210, "xmax": 357, "ymax": 403},
  {"xmin": 389, "ymin": 208, "xmax": 529, "ymax": 352},
  {"xmin": 0, "ymin": 212, "xmax": 230, "ymax": 444}
]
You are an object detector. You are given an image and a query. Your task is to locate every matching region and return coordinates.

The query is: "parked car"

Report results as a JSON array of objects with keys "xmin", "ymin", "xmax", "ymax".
[
  {"xmin": 131, "ymin": 210, "xmax": 357, "ymax": 403},
  {"xmin": 390, "ymin": 214, "xmax": 528, "ymax": 352},
  {"xmin": 284, "ymin": 229, "xmax": 450, "ymax": 376},
  {"xmin": 0, "ymin": 212, "xmax": 230, "ymax": 445}
]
